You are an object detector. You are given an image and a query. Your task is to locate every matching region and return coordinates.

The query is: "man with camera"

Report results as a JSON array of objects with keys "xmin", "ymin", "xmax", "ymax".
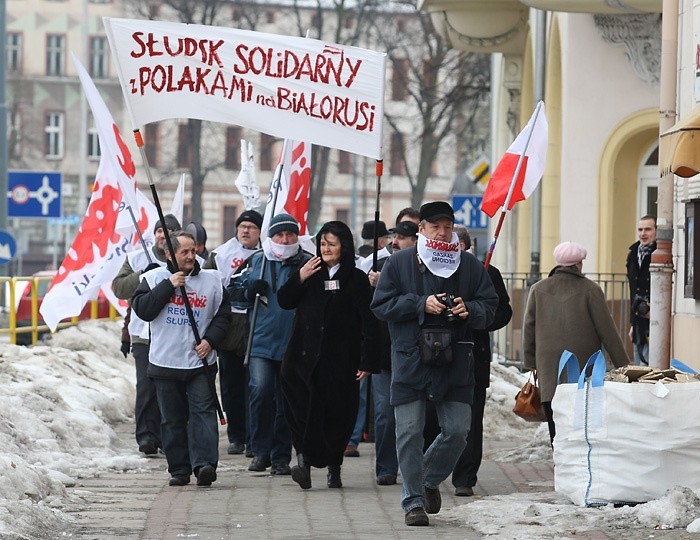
[
  {"xmin": 371, "ymin": 201, "xmax": 498, "ymax": 527},
  {"xmin": 626, "ymin": 215, "xmax": 656, "ymax": 366}
]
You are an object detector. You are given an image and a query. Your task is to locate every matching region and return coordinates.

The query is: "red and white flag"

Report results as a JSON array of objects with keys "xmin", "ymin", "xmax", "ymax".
[
  {"xmin": 40, "ymin": 57, "xmax": 146, "ymax": 331},
  {"xmin": 481, "ymin": 101, "xmax": 548, "ymax": 218},
  {"xmin": 262, "ymin": 140, "xmax": 312, "ymax": 237}
]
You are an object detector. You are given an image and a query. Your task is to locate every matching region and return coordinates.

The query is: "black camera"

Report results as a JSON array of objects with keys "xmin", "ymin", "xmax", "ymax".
[
  {"xmin": 633, "ymin": 294, "xmax": 650, "ymax": 316},
  {"xmin": 436, "ymin": 294, "xmax": 457, "ymax": 323}
]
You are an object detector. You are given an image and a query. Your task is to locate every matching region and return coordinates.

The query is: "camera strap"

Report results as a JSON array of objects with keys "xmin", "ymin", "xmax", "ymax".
[{"xmin": 413, "ymin": 247, "xmax": 462, "ymax": 298}]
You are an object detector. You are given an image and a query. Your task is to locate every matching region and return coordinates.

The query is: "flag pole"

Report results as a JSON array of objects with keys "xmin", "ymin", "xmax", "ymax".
[
  {"xmin": 125, "ymin": 205, "xmax": 153, "ymax": 264},
  {"xmin": 372, "ymin": 160, "xmax": 383, "ymax": 272},
  {"xmin": 132, "ymin": 128, "xmax": 226, "ymax": 426},
  {"xmin": 484, "ymin": 102, "xmax": 544, "ymax": 269}
]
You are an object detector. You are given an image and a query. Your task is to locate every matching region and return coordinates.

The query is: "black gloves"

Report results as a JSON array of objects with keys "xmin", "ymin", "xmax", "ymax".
[
  {"xmin": 143, "ymin": 263, "xmax": 161, "ymax": 273},
  {"xmin": 250, "ymin": 279, "xmax": 268, "ymax": 297},
  {"xmin": 120, "ymin": 341, "xmax": 130, "ymax": 358}
]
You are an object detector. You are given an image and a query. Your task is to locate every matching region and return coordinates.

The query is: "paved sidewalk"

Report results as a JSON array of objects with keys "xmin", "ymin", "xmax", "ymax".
[{"xmin": 68, "ymin": 423, "xmax": 551, "ymax": 539}]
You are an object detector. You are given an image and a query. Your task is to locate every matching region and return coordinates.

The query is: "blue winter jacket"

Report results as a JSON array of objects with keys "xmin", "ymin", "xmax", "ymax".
[{"xmin": 228, "ymin": 248, "xmax": 310, "ymax": 361}]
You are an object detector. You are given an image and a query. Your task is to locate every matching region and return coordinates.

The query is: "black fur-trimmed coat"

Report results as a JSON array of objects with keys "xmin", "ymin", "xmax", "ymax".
[{"xmin": 277, "ymin": 263, "xmax": 380, "ymax": 468}]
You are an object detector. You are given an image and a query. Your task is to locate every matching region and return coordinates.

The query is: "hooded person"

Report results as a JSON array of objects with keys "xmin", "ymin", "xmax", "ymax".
[
  {"xmin": 523, "ymin": 241, "xmax": 630, "ymax": 443},
  {"xmin": 112, "ymin": 212, "xmax": 181, "ymax": 456},
  {"xmin": 278, "ymin": 221, "xmax": 381, "ymax": 490},
  {"xmin": 227, "ymin": 213, "xmax": 311, "ymax": 476}
]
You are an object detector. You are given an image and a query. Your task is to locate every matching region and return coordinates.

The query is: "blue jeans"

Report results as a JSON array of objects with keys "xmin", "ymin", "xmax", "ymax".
[
  {"xmin": 394, "ymin": 399, "xmax": 471, "ymax": 512},
  {"xmin": 347, "ymin": 377, "xmax": 368, "ymax": 447},
  {"xmin": 154, "ymin": 373, "xmax": 219, "ymax": 478},
  {"xmin": 248, "ymin": 357, "xmax": 291, "ymax": 464},
  {"xmin": 372, "ymin": 371, "xmax": 398, "ymax": 478}
]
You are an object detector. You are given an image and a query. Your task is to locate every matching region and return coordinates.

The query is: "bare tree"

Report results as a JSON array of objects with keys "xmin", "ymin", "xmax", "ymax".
[{"xmin": 369, "ymin": 5, "xmax": 490, "ymax": 208}]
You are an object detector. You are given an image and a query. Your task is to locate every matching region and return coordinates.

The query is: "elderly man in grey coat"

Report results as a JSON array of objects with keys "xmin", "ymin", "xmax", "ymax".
[
  {"xmin": 523, "ymin": 241, "xmax": 630, "ymax": 444},
  {"xmin": 371, "ymin": 201, "xmax": 498, "ymax": 527}
]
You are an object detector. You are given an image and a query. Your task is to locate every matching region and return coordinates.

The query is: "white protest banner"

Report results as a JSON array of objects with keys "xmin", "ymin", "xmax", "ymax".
[{"xmin": 103, "ymin": 17, "xmax": 386, "ymax": 160}]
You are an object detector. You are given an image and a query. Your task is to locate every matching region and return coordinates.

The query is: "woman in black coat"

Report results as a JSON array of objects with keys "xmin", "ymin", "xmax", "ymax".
[{"xmin": 278, "ymin": 221, "xmax": 380, "ymax": 490}]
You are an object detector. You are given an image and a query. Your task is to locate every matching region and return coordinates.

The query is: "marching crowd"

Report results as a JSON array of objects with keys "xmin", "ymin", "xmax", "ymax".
[{"xmin": 112, "ymin": 200, "xmax": 649, "ymax": 527}]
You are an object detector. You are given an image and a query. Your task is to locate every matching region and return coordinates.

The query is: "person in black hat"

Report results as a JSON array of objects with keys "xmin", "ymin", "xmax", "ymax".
[
  {"xmin": 357, "ymin": 220, "xmax": 390, "ymax": 258},
  {"xmin": 112, "ymin": 213, "xmax": 181, "ymax": 456},
  {"xmin": 185, "ymin": 222, "xmax": 209, "ymax": 259},
  {"xmin": 390, "ymin": 221, "xmax": 419, "ymax": 252},
  {"xmin": 371, "ymin": 201, "xmax": 498, "ymax": 527},
  {"xmin": 203, "ymin": 209, "xmax": 263, "ymax": 457}
]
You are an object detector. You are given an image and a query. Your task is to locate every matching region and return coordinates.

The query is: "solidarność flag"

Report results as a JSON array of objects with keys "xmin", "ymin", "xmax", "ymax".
[{"xmin": 481, "ymin": 101, "xmax": 548, "ymax": 218}]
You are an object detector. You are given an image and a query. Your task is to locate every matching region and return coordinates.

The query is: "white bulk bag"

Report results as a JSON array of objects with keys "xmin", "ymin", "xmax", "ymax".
[{"xmin": 552, "ymin": 351, "xmax": 700, "ymax": 506}]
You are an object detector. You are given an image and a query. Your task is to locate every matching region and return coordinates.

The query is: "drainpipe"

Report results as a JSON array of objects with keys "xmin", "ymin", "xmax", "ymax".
[{"xmin": 650, "ymin": 0, "xmax": 677, "ymax": 369}]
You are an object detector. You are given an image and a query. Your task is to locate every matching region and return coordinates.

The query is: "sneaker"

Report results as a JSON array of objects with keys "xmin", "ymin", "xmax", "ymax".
[
  {"xmin": 270, "ymin": 462, "xmax": 292, "ymax": 476},
  {"xmin": 424, "ymin": 486, "xmax": 441, "ymax": 514},
  {"xmin": 195, "ymin": 465, "xmax": 217, "ymax": 486},
  {"xmin": 455, "ymin": 486, "xmax": 474, "ymax": 497},
  {"xmin": 405, "ymin": 507, "xmax": 429, "ymax": 526},
  {"xmin": 138, "ymin": 441, "xmax": 158, "ymax": 455},
  {"xmin": 168, "ymin": 475, "xmax": 190, "ymax": 486},
  {"xmin": 343, "ymin": 444, "xmax": 360, "ymax": 457},
  {"xmin": 248, "ymin": 456, "xmax": 271, "ymax": 472},
  {"xmin": 377, "ymin": 475, "xmax": 397, "ymax": 486},
  {"xmin": 227, "ymin": 442, "xmax": 245, "ymax": 455}
]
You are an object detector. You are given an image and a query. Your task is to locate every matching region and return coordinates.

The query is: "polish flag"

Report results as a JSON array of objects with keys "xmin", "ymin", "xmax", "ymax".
[{"xmin": 481, "ymin": 101, "xmax": 548, "ymax": 218}]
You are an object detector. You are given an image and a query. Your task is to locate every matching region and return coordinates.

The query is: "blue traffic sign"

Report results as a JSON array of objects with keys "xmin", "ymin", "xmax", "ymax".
[
  {"xmin": 0, "ymin": 230, "xmax": 17, "ymax": 264},
  {"xmin": 452, "ymin": 194, "xmax": 489, "ymax": 230},
  {"xmin": 7, "ymin": 171, "xmax": 62, "ymax": 218}
]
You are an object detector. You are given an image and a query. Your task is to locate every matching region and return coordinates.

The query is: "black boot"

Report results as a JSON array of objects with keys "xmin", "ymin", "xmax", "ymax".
[
  {"xmin": 291, "ymin": 453, "xmax": 312, "ymax": 490},
  {"xmin": 327, "ymin": 465, "xmax": 342, "ymax": 488}
]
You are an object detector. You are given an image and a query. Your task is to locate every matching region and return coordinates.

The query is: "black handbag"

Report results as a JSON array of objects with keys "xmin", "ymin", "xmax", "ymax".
[{"xmin": 419, "ymin": 327, "xmax": 453, "ymax": 366}]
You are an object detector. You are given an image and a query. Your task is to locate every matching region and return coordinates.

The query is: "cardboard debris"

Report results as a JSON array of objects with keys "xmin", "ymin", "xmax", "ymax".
[{"xmin": 604, "ymin": 366, "xmax": 700, "ymax": 384}]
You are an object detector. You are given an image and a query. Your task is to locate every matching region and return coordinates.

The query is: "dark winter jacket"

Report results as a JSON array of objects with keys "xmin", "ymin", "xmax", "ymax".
[
  {"xmin": 473, "ymin": 264, "xmax": 513, "ymax": 389},
  {"xmin": 371, "ymin": 247, "xmax": 498, "ymax": 406},
  {"xmin": 626, "ymin": 240, "xmax": 655, "ymax": 326}
]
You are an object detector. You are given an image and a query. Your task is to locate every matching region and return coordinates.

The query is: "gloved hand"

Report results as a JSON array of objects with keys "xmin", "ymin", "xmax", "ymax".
[
  {"xmin": 143, "ymin": 263, "xmax": 161, "ymax": 273},
  {"xmin": 120, "ymin": 341, "xmax": 130, "ymax": 358},
  {"xmin": 250, "ymin": 279, "xmax": 268, "ymax": 297}
]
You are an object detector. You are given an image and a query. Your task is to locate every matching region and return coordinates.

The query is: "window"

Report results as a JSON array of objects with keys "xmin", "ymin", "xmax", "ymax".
[
  {"xmin": 260, "ymin": 133, "xmax": 274, "ymax": 171},
  {"xmin": 177, "ymin": 123, "xmax": 192, "ymax": 168},
  {"xmin": 144, "ymin": 124, "xmax": 159, "ymax": 168},
  {"xmin": 335, "ymin": 208, "xmax": 349, "ymax": 223},
  {"xmin": 225, "ymin": 127, "xmax": 242, "ymax": 170},
  {"xmin": 88, "ymin": 121, "xmax": 100, "ymax": 160},
  {"xmin": 390, "ymin": 132, "xmax": 405, "ymax": 176},
  {"xmin": 183, "ymin": 204, "xmax": 192, "ymax": 224},
  {"xmin": 266, "ymin": 10, "xmax": 276, "ymax": 24},
  {"xmin": 45, "ymin": 112, "xmax": 64, "ymax": 159},
  {"xmin": 311, "ymin": 13, "xmax": 320, "ymax": 28},
  {"xmin": 46, "ymin": 34, "xmax": 65, "ymax": 76},
  {"xmin": 392, "ymin": 58, "xmax": 409, "ymax": 101},
  {"xmin": 89, "ymin": 36, "xmax": 108, "ymax": 78},
  {"xmin": 222, "ymin": 205, "xmax": 238, "ymax": 240},
  {"xmin": 338, "ymin": 150, "xmax": 352, "ymax": 174},
  {"xmin": 7, "ymin": 32, "xmax": 22, "ymax": 73},
  {"xmin": 396, "ymin": 18, "xmax": 407, "ymax": 32},
  {"xmin": 343, "ymin": 14, "xmax": 355, "ymax": 29}
]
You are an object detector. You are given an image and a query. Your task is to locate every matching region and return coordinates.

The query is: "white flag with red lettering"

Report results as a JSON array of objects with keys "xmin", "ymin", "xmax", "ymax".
[
  {"xmin": 261, "ymin": 139, "xmax": 312, "ymax": 239},
  {"xmin": 40, "ymin": 57, "xmax": 145, "ymax": 331}
]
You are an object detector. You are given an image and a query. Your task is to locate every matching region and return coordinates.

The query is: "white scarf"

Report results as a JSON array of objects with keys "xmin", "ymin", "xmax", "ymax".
[
  {"xmin": 417, "ymin": 232, "xmax": 461, "ymax": 278},
  {"xmin": 262, "ymin": 237, "xmax": 300, "ymax": 262}
]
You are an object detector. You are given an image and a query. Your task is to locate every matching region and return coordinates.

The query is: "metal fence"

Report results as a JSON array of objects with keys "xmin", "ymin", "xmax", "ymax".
[
  {"xmin": 0, "ymin": 275, "xmax": 119, "ymax": 345},
  {"xmin": 491, "ymin": 272, "xmax": 632, "ymax": 368}
]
